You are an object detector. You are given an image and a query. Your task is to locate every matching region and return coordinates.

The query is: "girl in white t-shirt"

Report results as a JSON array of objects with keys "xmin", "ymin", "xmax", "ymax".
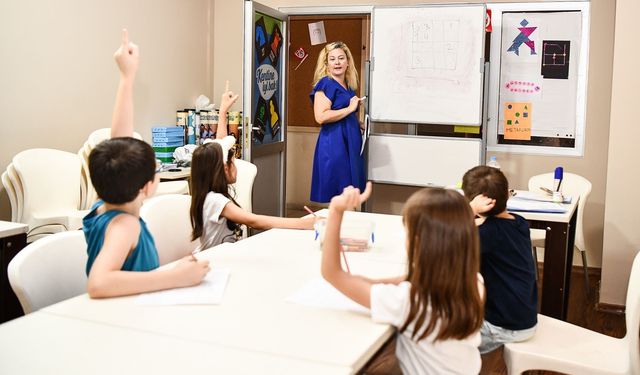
[
  {"xmin": 321, "ymin": 185, "xmax": 485, "ymax": 375},
  {"xmin": 190, "ymin": 82, "xmax": 315, "ymax": 251}
]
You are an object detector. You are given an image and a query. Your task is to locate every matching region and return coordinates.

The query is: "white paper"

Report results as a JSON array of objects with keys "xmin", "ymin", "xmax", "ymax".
[
  {"xmin": 507, "ymin": 198, "xmax": 567, "ymax": 213},
  {"xmin": 512, "ymin": 190, "xmax": 572, "ymax": 203},
  {"xmin": 286, "ymin": 278, "xmax": 369, "ymax": 314},
  {"xmin": 136, "ymin": 268, "xmax": 230, "ymax": 305},
  {"xmin": 308, "ymin": 21, "xmax": 327, "ymax": 46}
]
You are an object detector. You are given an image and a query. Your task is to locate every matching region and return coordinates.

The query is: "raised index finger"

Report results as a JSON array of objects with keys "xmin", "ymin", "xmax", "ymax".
[
  {"xmin": 359, "ymin": 181, "xmax": 373, "ymax": 203},
  {"xmin": 121, "ymin": 28, "xmax": 129, "ymax": 46}
]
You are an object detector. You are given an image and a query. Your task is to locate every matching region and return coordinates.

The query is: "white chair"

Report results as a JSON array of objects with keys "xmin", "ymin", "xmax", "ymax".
[
  {"xmin": 528, "ymin": 173, "xmax": 592, "ymax": 290},
  {"xmin": 504, "ymin": 251, "xmax": 640, "ymax": 375},
  {"xmin": 140, "ymin": 194, "xmax": 198, "ymax": 265},
  {"xmin": 7, "ymin": 230, "xmax": 88, "ymax": 314},
  {"xmin": 7, "ymin": 163, "xmax": 24, "ymax": 222},
  {"xmin": 87, "ymin": 128, "xmax": 143, "ymax": 148},
  {"xmin": 12, "ymin": 149, "xmax": 88, "ymax": 240},
  {"xmin": 230, "ymin": 159, "xmax": 258, "ymax": 213}
]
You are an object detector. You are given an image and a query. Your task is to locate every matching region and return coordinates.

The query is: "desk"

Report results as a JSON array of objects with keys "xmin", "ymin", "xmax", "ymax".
[
  {"xmin": 157, "ymin": 167, "xmax": 190, "ymax": 181},
  {"xmin": 41, "ymin": 211, "xmax": 406, "ymax": 373},
  {"xmin": 0, "ymin": 312, "xmax": 351, "ymax": 375},
  {"xmin": 0, "ymin": 221, "xmax": 28, "ymax": 323},
  {"xmin": 511, "ymin": 195, "xmax": 579, "ymax": 321}
]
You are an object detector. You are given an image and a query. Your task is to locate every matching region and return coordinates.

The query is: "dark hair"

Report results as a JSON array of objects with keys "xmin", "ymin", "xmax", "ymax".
[
  {"xmin": 88, "ymin": 137, "xmax": 156, "ymax": 204},
  {"xmin": 189, "ymin": 142, "xmax": 240, "ymax": 241},
  {"xmin": 400, "ymin": 188, "xmax": 483, "ymax": 342},
  {"xmin": 461, "ymin": 165, "xmax": 509, "ymax": 217}
]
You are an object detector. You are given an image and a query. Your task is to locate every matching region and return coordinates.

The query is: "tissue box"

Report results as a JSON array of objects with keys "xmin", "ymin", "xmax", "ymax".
[{"xmin": 314, "ymin": 218, "xmax": 375, "ymax": 252}]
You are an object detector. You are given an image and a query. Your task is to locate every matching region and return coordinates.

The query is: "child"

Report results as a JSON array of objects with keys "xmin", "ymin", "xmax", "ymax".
[
  {"xmin": 462, "ymin": 165, "xmax": 538, "ymax": 354},
  {"xmin": 84, "ymin": 30, "xmax": 210, "ymax": 298},
  {"xmin": 189, "ymin": 81, "xmax": 315, "ymax": 250},
  {"xmin": 321, "ymin": 184, "xmax": 485, "ymax": 375}
]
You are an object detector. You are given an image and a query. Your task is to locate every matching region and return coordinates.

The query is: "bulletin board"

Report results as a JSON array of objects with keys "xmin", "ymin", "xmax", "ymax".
[{"xmin": 486, "ymin": 2, "xmax": 590, "ymax": 156}]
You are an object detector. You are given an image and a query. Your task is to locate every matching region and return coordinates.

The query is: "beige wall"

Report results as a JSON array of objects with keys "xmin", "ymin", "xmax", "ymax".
[
  {"xmin": 600, "ymin": 0, "xmax": 640, "ymax": 306},
  {"xmin": 0, "ymin": 0, "xmax": 214, "ymax": 220}
]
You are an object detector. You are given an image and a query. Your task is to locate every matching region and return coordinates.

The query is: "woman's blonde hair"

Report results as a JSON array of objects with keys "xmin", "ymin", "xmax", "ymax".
[
  {"xmin": 312, "ymin": 41, "xmax": 359, "ymax": 91},
  {"xmin": 400, "ymin": 188, "xmax": 484, "ymax": 342}
]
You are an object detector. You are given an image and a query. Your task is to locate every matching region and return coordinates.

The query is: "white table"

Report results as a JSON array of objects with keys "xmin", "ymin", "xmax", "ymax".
[
  {"xmin": 0, "ymin": 312, "xmax": 351, "ymax": 375},
  {"xmin": 38, "ymin": 211, "xmax": 406, "ymax": 373},
  {"xmin": 510, "ymin": 192, "xmax": 580, "ymax": 320}
]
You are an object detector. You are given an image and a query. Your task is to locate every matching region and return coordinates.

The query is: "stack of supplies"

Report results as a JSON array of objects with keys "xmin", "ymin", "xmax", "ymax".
[{"xmin": 152, "ymin": 126, "xmax": 184, "ymax": 163}]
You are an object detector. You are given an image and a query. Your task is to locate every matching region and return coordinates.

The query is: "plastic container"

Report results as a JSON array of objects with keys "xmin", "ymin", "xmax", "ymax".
[
  {"xmin": 314, "ymin": 218, "xmax": 375, "ymax": 252},
  {"xmin": 486, "ymin": 156, "xmax": 501, "ymax": 169}
]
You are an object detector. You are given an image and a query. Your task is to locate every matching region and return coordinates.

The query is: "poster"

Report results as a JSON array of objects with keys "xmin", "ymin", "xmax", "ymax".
[{"xmin": 504, "ymin": 102, "xmax": 532, "ymax": 140}]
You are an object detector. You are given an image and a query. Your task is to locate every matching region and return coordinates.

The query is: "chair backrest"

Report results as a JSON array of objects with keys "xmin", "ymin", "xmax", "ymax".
[
  {"xmin": 625, "ymin": 251, "xmax": 640, "ymax": 373},
  {"xmin": 528, "ymin": 172, "xmax": 592, "ymax": 252},
  {"xmin": 231, "ymin": 159, "xmax": 258, "ymax": 213},
  {"xmin": 140, "ymin": 194, "xmax": 198, "ymax": 265},
  {"xmin": 12, "ymin": 149, "xmax": 82, "ymax": 224},
  {"xmin": 2, "ymin": 170, "xmax": 19, "ymax": 222},
  {"xmin": 7, "ymin": 164, "xmax": 24, "ymax": 222},
  {"xmin": 7, "ymin": 230, "xmax": 88, "ymax": 314},
  {"xmin": 87, "ymin": 128, "xmax": 143, "ymax": 148}
]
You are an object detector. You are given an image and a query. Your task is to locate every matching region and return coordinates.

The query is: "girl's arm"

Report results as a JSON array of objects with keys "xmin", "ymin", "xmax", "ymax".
[
  {"xmin": 321, "ymin": 182, "xmax": 374, "ymax": 308},
  {"xmin": 216, "ymin": 80, "xmax": 239, "ymax": 140},
  {"xmin": 221, "ymin": 201, "xmax": 315, "ymax": 230},
  {"xmin": 313, "ymin": 91, "xmax": 364, "ymax": 125},
  {"xmin": 111, "ymin": 29, "xmax": 139, "ymax": 138},
  {"xmin": 87, "ymin": 215, "xmax": 210, "ymax": 298}
]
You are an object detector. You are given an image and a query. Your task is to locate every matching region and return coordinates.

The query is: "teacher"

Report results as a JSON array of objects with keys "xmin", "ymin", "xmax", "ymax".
[{"xmin": 310, "ymin": 41, "xmax": 365, "ymax": 203}]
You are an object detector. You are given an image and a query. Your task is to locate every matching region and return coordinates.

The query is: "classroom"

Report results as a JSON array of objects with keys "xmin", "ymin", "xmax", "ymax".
[{"xmin": 0, "ymin": 0, "xmax": 638, "ymax": 374}]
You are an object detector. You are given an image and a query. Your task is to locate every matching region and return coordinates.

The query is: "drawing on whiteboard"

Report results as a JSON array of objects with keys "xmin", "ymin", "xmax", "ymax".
[
  {"xmin": 410, "ymin": 20, "xmax": 460, "ymax": 70},
  {"xmin": 505, "ymin": 80, "xmax": 541, "ymax": 94},
  {"xmin": 541, "ymin": 40, "xmax": 571, "ymax": 79},
  {"xmin": 507, "ymin": 19, "xmax": 537, "ymax": 56}
]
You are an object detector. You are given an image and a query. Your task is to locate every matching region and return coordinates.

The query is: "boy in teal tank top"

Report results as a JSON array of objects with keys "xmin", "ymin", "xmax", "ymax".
[{"xmin": 84, "ymin": 29, "xmax": 210, "ymax": 298}]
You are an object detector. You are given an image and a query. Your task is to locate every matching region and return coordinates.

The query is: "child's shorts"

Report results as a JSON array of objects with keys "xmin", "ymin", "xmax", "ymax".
[{"xmin": 479, "ymin": 320, "xmax": 536, "ymax": 354}]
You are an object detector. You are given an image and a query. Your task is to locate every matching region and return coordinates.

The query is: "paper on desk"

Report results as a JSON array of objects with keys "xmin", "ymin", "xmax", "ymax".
[
  {"xmin": 514, "ymin": 191, "xmax": 572, "ymax": 203},
  {"xmin": 135, "ymin": 268, "xmax": 230, "ymax": 305},
  {"xmin": 507, "ymin": 198, "xmax": 567, "ymax": 213},
  {"xmin": 285, "ymin": 278, "xmax": 369, "ymax": 314}
]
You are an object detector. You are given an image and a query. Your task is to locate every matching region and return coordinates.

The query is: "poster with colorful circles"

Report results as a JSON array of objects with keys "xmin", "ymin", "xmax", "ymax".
[{"xmin": 253, "ymin": 13, "xmax": 283, "ymax": 145}]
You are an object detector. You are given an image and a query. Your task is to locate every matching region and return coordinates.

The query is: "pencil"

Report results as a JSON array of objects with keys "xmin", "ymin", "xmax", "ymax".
[{"xmin": 303, "ymin": 205, "xmax": 316, "ymax": 217}]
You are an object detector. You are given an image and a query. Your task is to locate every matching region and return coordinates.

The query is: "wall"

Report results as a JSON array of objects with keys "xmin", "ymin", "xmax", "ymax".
[
  {"xmin": 0, "ymin": 0, "xmax": 214, "ymax": 220},
  {"xmin": 600, "ymin": 0, "xmax": 640, "ymax": 306}
]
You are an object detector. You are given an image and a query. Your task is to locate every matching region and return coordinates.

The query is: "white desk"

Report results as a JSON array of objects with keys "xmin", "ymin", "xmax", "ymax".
[
  {"xmin": 0, "ymin": 312, "xmax": 351, "ymax": 375},
  {"xmin": 40, "ymin": 211, "xmax": 406, "ymax": 373},
  {"xmin": 510, "ymin": 193, "xmax": 580, "ymax": 320}
]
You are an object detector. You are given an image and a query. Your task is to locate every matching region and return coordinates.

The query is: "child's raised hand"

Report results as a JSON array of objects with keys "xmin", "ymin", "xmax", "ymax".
[
  {"xmin": 220, "ymin": 80, "xmax": 239, "ymax": 113},
  {"xmin": 113, "ymin": 29, "xmax": 139, "ymax": 79},
  {"xmin": 469, "ymin": 194, "xmax": 496, "ymax": 215},
  {"xmin": 329, "ymin": 181, "xmax": 373, "ymax": 213},
  {"xmin": 172, "ymin": 256, "xmax": 210, "ymax": 287}
]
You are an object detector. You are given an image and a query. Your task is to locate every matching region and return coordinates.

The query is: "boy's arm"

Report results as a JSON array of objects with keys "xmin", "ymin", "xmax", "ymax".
[
  {"xmin": 216, "ymin": 80, "xmax": 239, "ymax": 140},
  {"xmin": 469, "ymin": 194, "xmax": 495, "ymax": 216},
  {"xmin": 87, "ymin": 215, "xmax": 210, "ymax": 298},
  {"xmin": 111, "ymin": 29, "xmax": 139, "ymax": 138},
  {"xmin": 321, "ymin": 183, "xmax": 374, "ymax": 308}
]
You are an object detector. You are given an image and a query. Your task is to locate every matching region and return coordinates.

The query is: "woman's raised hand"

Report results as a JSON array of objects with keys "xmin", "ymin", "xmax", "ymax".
[
  {"xmin": 220, "ymin": 80, "xmax": 239, "ymax": 112},
  {"xmin": 113, "ymin": 29, "xmax": 139, "ymax": 79}
]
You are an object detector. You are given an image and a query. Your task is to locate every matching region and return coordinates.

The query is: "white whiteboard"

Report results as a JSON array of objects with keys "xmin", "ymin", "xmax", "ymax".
[
  {"xmin": 370, "ymin": 5, "xmax": 486, "ymax": 125},
  {"xmin": 368, "ymin": 135, "xmax": 482, "ymax": 187}
]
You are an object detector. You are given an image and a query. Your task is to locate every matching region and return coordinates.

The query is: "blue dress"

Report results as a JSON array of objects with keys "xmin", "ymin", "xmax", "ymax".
[
  {"xmin": 310, "ymin": 76, "xmax": 365, "ymax": 203},
  {"xmin": 83, "ymin": 201, "xmax": 160, "ymax": 275}
]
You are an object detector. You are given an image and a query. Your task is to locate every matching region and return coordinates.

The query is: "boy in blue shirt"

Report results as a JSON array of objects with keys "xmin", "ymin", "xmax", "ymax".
[
  {"xmin": 84, "ymin": 29, "xmax": 210, "ymax": 298},
  {"xmin": 463, "ymin": 165, "xmax": 538, "ymax": 353}
]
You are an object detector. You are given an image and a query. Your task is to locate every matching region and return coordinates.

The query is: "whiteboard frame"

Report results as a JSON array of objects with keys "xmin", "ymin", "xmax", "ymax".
[
  {"xmin": 369, "ymin": 4, "xmax": 486, "ymax": 126},
  {"xmin": 486, "ymin": 1, "xmax": 590, "ymax": 156}
]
